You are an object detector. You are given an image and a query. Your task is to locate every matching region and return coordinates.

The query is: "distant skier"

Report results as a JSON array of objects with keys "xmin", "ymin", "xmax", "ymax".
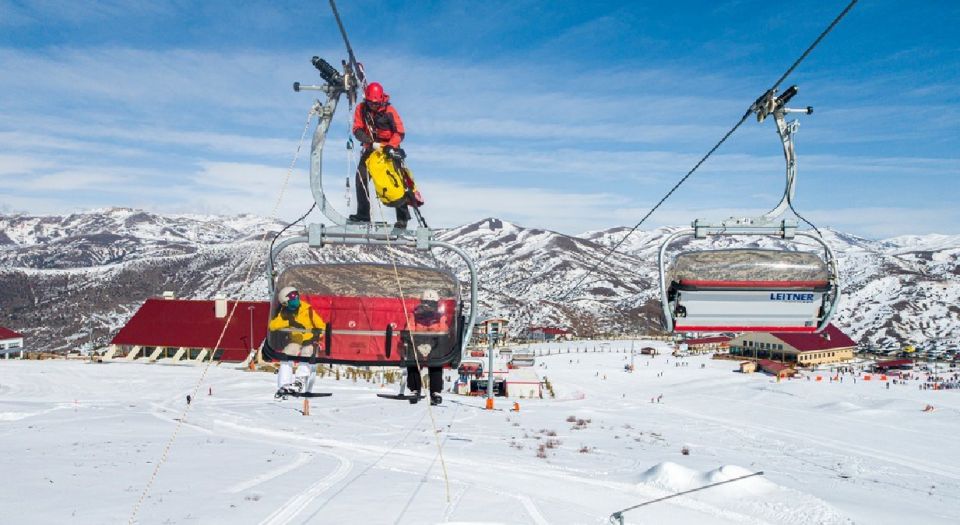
[
  {"xmin": 406, "ymin": 289, "xmax": 445, "ymax": 405},
  {"xmin": 349, "ymin": 82, "xmax": 411, "ymax": 229},
  {"xmin": 269, "ymin": 286, "xmax": 326, "ymax": 397}
]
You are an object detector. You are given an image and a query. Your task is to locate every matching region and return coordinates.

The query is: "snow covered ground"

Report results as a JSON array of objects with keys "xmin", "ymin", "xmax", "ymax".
[{"xmin": 2, "ymin": 340, "xmax": 959, "ymax": 524}]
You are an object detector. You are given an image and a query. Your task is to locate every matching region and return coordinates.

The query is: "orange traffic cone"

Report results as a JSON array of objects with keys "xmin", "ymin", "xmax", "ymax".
[
  {"xmin": 303, "ymin": 398, "xmax": 310, "ymax": 416},
  {"xmin": 485, "ymin": 397, "xmax": 494, "ymax": 410},
  {"xmin": 512, "ymin": 401, "xmax": 520, "ymax": 412}
]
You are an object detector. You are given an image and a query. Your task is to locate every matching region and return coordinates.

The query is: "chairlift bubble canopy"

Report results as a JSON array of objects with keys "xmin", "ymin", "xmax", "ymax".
[
  {"xmin": 265, "ymin": 263, "xmax": 465, "ymax": 367},
  {"xmin": 662, "ymin": 247, "xmax": 838, "ymax": 333}
]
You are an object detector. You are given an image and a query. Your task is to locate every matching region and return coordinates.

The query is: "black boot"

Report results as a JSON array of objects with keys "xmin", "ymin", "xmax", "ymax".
[
  {"xmin": 409, "ymin": 391, "xmax": 421, "ymax": 404},
  {"xmin": 348, "ymin": 214, "xmax": 370, "ymax": 223},
  {"xmin": 430, "ymin": 393, "xmax": 442, "ymax": 406}
]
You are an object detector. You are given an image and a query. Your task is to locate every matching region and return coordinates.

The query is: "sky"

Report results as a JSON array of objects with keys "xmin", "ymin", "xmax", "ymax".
[{"xmin": 1, "ymin": 0, "xmax": 958, "ymax": 238}]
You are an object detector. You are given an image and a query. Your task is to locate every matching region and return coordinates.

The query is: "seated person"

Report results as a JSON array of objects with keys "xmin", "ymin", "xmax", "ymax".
[
  {"xmin": 269, "ymin": 286, "xmax": 326, "ymax": 397},
  {"xmin": 406, "ymin": 289, "xmax": 446, "ymax": 405}
]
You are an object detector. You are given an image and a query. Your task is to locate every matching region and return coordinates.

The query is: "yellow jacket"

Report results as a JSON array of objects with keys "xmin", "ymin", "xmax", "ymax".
[{"xmin": 268, "ymin": 303, "xmax": 326, "ymax": 345}]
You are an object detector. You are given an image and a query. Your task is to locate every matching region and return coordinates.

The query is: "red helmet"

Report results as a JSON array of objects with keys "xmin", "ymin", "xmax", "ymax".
[{"xmin": 364, "ymin": 82, "xmax": 387, "ymax": 104}]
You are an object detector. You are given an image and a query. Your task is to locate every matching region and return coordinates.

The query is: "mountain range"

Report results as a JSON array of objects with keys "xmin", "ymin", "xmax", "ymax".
[{"xmin": 1, "ymin": 208, "xmax": 958, "ymax": 353}]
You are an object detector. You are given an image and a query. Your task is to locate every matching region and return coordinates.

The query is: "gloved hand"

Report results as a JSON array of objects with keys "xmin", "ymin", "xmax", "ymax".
[
  {"xmin": 385, "ymin": 146, "xmax": 406, "ymax": 160},
  {"xmin": 372, "ymin": 142, "xmax": 383, "ymax": 152}
]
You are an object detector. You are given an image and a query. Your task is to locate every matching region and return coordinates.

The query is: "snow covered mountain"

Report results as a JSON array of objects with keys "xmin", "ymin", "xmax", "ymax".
[{"xmin": 1, "ymin": 208, "xmax": 957, "ymax": 352}]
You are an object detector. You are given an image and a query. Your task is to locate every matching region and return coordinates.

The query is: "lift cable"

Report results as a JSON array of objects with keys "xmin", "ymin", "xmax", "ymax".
[
  {"xmin": 608, "ymin": 471, "xmax": 765, "ymax": 524},
  {"xmin": 558, "ymin": 0, "xmax": 857, "ymax": 301}
]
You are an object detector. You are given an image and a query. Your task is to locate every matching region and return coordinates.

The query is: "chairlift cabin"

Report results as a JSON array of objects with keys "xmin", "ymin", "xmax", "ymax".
[
  {"xmin": 659, "ymin": 86, "xmax": 840, "ymax": 334},
  {"xmin": 266, "ymin": 263, "xmax": 464, "ymax": 367},
  {"xmin": 262, "ymin": 57, "xmax": 478, "ymax": 369}
]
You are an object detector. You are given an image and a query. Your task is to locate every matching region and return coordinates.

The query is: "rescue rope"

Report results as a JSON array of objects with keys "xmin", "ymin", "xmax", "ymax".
[
  {"xmin": 360, "ymin": 158, "xmax": 453, "ymax": 502},
  {"xmin": 127, "ymin": 107, "xmax": 316, "ymax": 524},
  {"xmin": 558, "ymin": 0, "xmax": 858, "ymax": 301}
]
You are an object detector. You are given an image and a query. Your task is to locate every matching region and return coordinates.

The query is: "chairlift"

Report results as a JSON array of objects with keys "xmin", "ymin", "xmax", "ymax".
[
  {"xmin": 262, "ymin": 58, "xmax": 478, "ymax": 379},
  {"xmin": 659, "ymin": 86, "xmax": 840, "ymax": 333}
]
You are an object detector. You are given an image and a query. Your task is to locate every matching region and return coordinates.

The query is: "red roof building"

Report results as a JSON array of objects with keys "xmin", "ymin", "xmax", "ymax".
[
  {"xmin": 730, "ymin": 324, "xmax": 857, "ymax": 366},
  {"xmin": 757, "ymin": 359, "xmax": 796, "ymax": 378},
  {"xmin": 111, "ymin": 299, "xmax": 270, "ymax": 362},
  {"xmin": 0, "ymin": 327, "xmax": 24, "ymax": 340},
  {"xmin": 874, "ymin": 359, "xmax": 914, "ymax": 370},
  {"xmin": 769, "ymin": 324, "xmax": 857, "ymax": 352},
  {"xmin": 1, "ymin": 326, "xmax": 25, "ymax": 357}
]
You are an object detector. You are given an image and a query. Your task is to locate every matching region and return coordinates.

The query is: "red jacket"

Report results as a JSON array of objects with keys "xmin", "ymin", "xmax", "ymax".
[{"xmin": 353, "ymin": 102, "xmax": 404, "ymax": 149}]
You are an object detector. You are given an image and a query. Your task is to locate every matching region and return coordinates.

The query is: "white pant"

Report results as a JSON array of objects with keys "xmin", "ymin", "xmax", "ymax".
[{"xmin": 277, "ymin": 343, "xmax": 317, "ymax": 392}]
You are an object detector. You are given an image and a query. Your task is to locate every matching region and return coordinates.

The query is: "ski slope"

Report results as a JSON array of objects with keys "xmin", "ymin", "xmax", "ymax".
[{"xmin": 2, "ymin": 341, "xmax": 958, "ymax": 524}]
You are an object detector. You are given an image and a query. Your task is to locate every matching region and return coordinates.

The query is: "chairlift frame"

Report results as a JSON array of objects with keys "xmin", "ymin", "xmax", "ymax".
[
  {"xmin": 266, "ymin": 59, "xmax": 479, "ymax": 366},
  {"xmin": 658, "ymin": 86, "xmax": 840, "ymax": 333}
]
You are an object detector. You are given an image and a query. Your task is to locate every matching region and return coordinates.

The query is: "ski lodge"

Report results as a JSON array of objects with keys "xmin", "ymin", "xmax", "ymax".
[
  {"xmin": 728, "ymin": 324, "xmax": 856, "ymax": 366},
  {"xmin": 0, "ymin": 327, "xmax": 25, "ymax": 359},
  {"xmin": 474, "ymin": 316, "xmax": 510, "ymax": 345},
  {"xmin": 520, "ymin": 326, "xmax": 573, "ymax": 342},
  {"xmin": 104, "ymin": 296, "xmax": 270, "ymax": 364},
  {"xmin": 681, "ymin": 336, "xmax": 732, "ymax": 354}
]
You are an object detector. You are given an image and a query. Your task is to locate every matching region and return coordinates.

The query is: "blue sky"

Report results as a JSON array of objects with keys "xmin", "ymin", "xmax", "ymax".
[{"xmin": 1, "ymin": 0, "xmax": 958, "ymax": 237}]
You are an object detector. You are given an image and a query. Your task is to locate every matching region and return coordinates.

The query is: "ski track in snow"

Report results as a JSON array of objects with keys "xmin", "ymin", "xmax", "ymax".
[
  {"xmin": 515, "ymin": 494, "xmax": 549, "ymax": 525},
  {"xmin": 3, "ymin": 347, "xmax": 960, "ymax": 524},
  {"xmin": 257, "ymin": 449, "xmax": 352, "ymax": 525},
  {"xmin": 226, "ymin": 451, "xmax": 315, "ymax": 494}
]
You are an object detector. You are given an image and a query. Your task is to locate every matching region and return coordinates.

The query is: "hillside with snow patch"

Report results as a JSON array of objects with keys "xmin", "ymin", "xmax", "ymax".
[{"xmin": 1, "ymin": 208, "xmax": 958, "ymax": 352}]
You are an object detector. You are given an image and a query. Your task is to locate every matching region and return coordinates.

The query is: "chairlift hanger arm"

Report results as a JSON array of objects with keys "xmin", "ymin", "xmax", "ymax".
[{"xmin": 292, "ymin": 57, "xmax": 356, "ymax": 227}]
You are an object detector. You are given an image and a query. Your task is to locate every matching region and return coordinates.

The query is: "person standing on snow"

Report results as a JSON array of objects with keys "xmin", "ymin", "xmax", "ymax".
[
  {"xmin": 406, "ymin": 289, "xmax": 446, "ymax": 405},
  {"xmin": 349, "ymin": 82, "xmax": 411, "ymax": 229},
  {"xmin": 269, "ymin": 286, "xmax": 326, "ymax": 397}
]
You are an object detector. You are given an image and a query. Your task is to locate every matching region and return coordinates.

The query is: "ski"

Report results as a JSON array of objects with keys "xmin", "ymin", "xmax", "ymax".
[
  {"xmin": 376, "ymin": 393, "xmax": 425, "ymax": 401},
  {"xmin": 277, "ymin": 391, "xmax": 333, "ymax": 400}
]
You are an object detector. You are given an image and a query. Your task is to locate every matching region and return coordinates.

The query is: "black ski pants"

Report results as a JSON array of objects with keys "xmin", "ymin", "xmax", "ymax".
[
  {"xmin": 355, "ymin": 149, "xmax": 410, "ymax": 223},
  {"xmin": 407, "ymin": 365, "xmax": 443, "ymax": 394}
]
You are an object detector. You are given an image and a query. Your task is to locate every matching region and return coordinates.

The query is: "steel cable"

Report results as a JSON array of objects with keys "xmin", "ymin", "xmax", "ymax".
[{"xmin": 558, "ymin": 0, "xmax": 858, "ymax": 301}]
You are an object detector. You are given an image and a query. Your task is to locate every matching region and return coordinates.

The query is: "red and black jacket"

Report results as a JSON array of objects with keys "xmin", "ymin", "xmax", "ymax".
[{"xmin": 353, "ymin": 102, "xmax": 405, "ymax": 149}]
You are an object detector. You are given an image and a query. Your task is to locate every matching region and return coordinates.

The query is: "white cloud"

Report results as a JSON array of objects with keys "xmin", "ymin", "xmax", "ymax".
[{"xmin": 1, "ymin": 44, "xmax": 957, "ymax": 238}]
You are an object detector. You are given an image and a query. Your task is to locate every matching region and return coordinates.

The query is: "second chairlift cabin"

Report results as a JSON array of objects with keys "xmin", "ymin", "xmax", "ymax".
[{"xmin": 659, "ymin": 86, "xmax": 840, "ymax": 334}]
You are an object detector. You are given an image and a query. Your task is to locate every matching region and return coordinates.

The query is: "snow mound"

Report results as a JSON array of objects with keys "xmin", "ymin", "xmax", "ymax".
[
  {"xmin": 639, "ymin": 462, "xmax": 773, "ymax": 497},
  {"xmin": 814, "ymin": 401, "xmax": 863, "ymax": 412},
  {"xmin": 639, "ymin": 461, "xmax": 701, "ymax": 491}
]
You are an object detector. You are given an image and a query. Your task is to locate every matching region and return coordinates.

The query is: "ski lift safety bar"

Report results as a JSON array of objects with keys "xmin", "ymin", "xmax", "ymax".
[
  {"xmin": 658, "ymin": 226, "xmax": 841, "ymax": 333},
  {"xmin": 266, "ymin": 233, "xmax": 479, "ymax": 355}
]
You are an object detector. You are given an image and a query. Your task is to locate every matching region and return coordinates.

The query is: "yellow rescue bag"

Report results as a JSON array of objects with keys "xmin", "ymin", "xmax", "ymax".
[{"xmin": 365, "ymin": 150, "xmax": 417, "ymax": 207}]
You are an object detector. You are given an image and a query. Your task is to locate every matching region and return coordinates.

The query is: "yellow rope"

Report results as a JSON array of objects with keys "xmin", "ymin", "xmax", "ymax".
[
  {"xmin": 357, "ymin": 149, "xmax": 452, "ymax": 502},
  {"xmin": 127, "ymin": 107, "xmax": 316, "ymax": 524}
]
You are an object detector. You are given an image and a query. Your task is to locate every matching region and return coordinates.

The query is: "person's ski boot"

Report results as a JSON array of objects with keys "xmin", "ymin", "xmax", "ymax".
[
  {"xmin": 274, "ymin": 386, "xmax": 294, "ymax": 400},
  {"xmin": 409, "ymin": 391, "xmax": 421, "ymax": 404},
  {"xmin": 347, "ymin": 214, "xmax": 370, "ymax": 224},
  {"xmin": 430, "ymin": 393, "xmax": 442, "ymax": 406},
  {"xmin": 393, "ymin": 220, "xmax": 408, "ymax": 230}
]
